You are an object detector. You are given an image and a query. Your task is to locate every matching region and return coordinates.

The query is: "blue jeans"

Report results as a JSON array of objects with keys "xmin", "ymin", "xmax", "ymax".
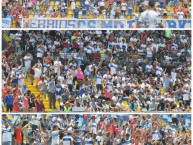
[{"xmin": 2, "ymin": 141, "xmax": 12, "ymax": 145}]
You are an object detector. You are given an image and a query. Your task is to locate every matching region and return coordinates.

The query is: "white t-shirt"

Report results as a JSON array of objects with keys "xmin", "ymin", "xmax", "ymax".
[
  {"xmin": 71, "ymin": 1, "xmax": 75, "ymax": 10},
  {"xmin": 183, "ymin": 90, "xmax": 189, "ymax": 100},
  {"xmin": 109, "ymin": 63, "xmax": 118, "ymax": 75},
  {"xmin": 24, "ymin": 55, "xmax": 32, "ymax": 68},
  {"xmin": 63, "ymin": 135, "xmax": 73, "ymax": 145},
  {"xmin": 37, "ymin": 48, "xmax": 44, "ymax": 58},
  {"xmin": 96, "ymin": 135, "xmax": 104, "ymax": 145},
  {"xmin": 34, "ymin": 68, "xmax": 42, "ymax": 78},
  {"xmin": 171, "ymin": 71, "xmax": 177, "ymax": 81},
  {"xmin": 139, "ymin": 10, "xmax": 161, "ymax": 28},
  {"xmin": 146, "ymin": 47, "xmax": 153, "ymax": 57},
  {"xmin": 146, "ymin": 65, "xmax": 153, "ymax": 72},
  {"xmin": 54, "ymin": 61, "xmax": 62, "ymax": 72},
  {"xmin": 51, "ymin": 130, "xmax": 60, "ymax": 145},
  {"xmin": 96, "ymin": 75, "xmax": 102, "ymax": 84},
  {"xmin": 156, "ymin": 66, "xmax": 163, "ymax": 76},
  {"xmin": 84, "ymin": 138, "xmax": 94, "ymax": 145},
  {"xmin": 121, "ymin": 3, "xmax": 127, "ymax": 10},
  {"xmin": 18, "ymin": 74, "xmax": 25, "ymax": 86},
  {"xmin": 2, "ymin": 126, "xmax": 12, "ymax": 142},
  {"xmin": 177, "ymin": 11, "xmax": 184, "ymax": 19}
]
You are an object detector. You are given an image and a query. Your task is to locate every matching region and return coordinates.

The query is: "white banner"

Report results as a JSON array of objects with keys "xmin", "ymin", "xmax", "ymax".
[{"xmin": 22, "ymin": 18, "xmax": 191, "ymax": 28}]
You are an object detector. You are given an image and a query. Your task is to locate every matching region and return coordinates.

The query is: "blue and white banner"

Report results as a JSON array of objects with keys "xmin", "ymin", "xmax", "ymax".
[
  {"xmin": 162, "ymin": 19, "xmax": 191, "ymax": 28},
  {"xmin": 2, "ymin": 18, "xmax": 12, "ymax": 28},
  {"xmin": 22, "ymin": 18, "xmax": 191, "ymax": 28},
  {"xmin": 22, "ymin": 19, "xmax": 133, "ymax": 28}
]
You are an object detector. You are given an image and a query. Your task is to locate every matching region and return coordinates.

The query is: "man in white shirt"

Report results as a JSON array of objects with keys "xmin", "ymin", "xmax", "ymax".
[
  {"xmin": 96, "ymin": 130, "xmax": 104, "ymax": 145},
  {"xmin": 121, "ymin": 2, "xmax": 127, "ymax": 16},
  {"xmin": 96, "ymin": 71, "xmax": 103, "ymax": 91},
  {"xmin": 23, "ymin": 53, "xmax": 32, "ymax": 71},
  {"xmin": 36, "ymin": 46, "xmax": 44, "ymax": 59},
  {"xmin": 18, "ymin": 71, "xmax": 25, "ymax": 88},
  {"xmin": 136, "ymin": 0, "xmax": 164, "ymax": 28},
  {"xmin": 109, "ymin": 58, "xmax": 118, "ymax": 75},
  {"xmin": 176, "ymin": 9, "xmax": 184, "ymax": 19},
  {"xmin": 51, "ymin": 125, "xmax": 68, "ymax": 145},
  {"xmin": 145, "ymin": 62, "xmax": 153, "ymax": 73},
  {"xmin": 156, "ymin": 63, "xmax": 163, "ymax": 76},
  {"xmin": 119, "ymin": 39, "xmax": 128, "ymax": 51},
  {"xmin": 2, "ymin": 121, "xmax": 12, "ymax": 145},
  {"xmin": 63, "ymin": 132, "xmax": 73, "ymax": 145},
  {"xmin": 54, "ymin": 57, "xmax": 62, "ymax": 77}
]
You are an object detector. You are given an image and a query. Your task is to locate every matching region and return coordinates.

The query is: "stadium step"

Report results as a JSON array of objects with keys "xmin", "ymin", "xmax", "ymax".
[{"xmin": 24, "ymin": 78, "xmax": 60, "ymax": 112}]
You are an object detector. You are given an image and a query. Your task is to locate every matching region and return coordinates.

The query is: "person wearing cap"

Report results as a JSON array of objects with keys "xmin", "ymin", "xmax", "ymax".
[{"xmin": 136, "ymin": 0, "xmax": 164, "ymax": 28}]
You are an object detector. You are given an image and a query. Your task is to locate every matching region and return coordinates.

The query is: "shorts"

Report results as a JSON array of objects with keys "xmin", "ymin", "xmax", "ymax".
[{"xmin": 56, "ymin": 95, "xmax": 61, "ymax": 99}]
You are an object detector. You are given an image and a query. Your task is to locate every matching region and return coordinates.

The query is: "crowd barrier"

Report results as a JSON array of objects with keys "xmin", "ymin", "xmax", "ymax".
[{"xmin": 2, "ymin": 18, "xmax": 191, "ymax": 28}]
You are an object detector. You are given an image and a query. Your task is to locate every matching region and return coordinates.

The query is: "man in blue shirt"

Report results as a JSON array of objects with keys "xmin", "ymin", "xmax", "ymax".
[
  {"xmin": 74, "ymin": 7, "xmax": 80, "ymax": 19},
  {"xmin": 55, "ymin": 81, "xmax": 63, "ymax": 108},
  {"xmin": 5, "ymin": 90, "xmax": 13, "ymax": 112}
]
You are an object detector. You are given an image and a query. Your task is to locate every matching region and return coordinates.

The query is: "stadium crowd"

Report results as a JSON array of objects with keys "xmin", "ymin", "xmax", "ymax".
[
  {"xmin": 2, "ymin": 30, "xmax": 191, "ymax": 112},
  {"xmin": 2, "ymin": 0, "xmax": 191, "ymax": 28},
  {"xmin": 2, "ymin": 114, "xmax": 191, "ymax": 145}
]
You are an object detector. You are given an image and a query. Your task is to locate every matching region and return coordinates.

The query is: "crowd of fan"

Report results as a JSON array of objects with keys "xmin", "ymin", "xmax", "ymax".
[
  {"xmin": 2, "ymin": 114, "xmax": 191, "ymax": 145},
  {"xmin": 2, "ymin": 30, "xmax": 191, "ymax": 112},
  {"xmin": 2, "ymin": 0, "xmax": 191, "ymax": 28}
]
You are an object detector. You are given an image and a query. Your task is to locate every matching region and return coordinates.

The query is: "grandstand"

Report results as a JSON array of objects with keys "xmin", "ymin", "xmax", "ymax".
[
  {"xmin": 2, "ymin": 114, "xmax": 191, "ymax": 144},
  {"xmin": 2, "ymin": 0, "xmax": 191, "ymax": 28}
]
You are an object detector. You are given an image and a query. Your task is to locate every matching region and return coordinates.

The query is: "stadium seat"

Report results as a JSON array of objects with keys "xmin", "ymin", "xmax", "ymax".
[
  {"xmin": 168, "ymin": 15, "xmax": 173, "ymax": 19},
  {"xmin": 54, "ymin": 5, "xmax": 59, "ymax": 10},
  {"xmin": 126, "ymin": 15, "xmax": 131, "ymax": 20},
  {"xmin": 50, "ymin": 1, "xmax": 55, "ymax": 6},
  {"xmin": 40, "ymin": 5, "xmax": 45, "ymax": 11},
  {"xmin": 76, "ymin": 1, "xmax": 81, "ymax": 7},
  {"xmin": 46, "ymin": 14, "xmax": 51, "ymax": 18},
  {"xmin": 7, "ymin": 115, "xmax": 13, "ymax": 120},
  {"xmin": 28, "ymin": 14, "xmax": 33, "ymax": 18},
  {"xmin": 122, "ymin": 101, "xmax": 129, "ymax": 108},
  {"xmin": 88, "ymin": 14, "xmax": 94, "ymax": 19},
  {"xmin": 99, "ymin": 14, "xmax": 104, "ymax": 19},
  {"xmin": 57, "ymin": 15, "xmax": 61, "ymax": 18},
  {"xmin": 67, "ymin": 14, "xmax": 73, "ymax": 18},
  {"xmin": 78, "ymin": 14, "xmax": 83, "ymax": 19},
  {"xmin": 160, "ymin": 88, "xmax": 165, "ymax": 94},
  {"xmin": 68, "ymin": 10, "xmax": 74, "ymax": 15}
]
